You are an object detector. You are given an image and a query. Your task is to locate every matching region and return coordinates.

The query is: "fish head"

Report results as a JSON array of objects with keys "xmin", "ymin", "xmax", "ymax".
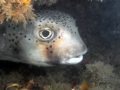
[
  {"xmin": 32, "ymin": 11, "xmax": 87, "ymax": 66},
  {"xmin": 5, "ymin": 10, "xmax": 87, "ymax": 66}
]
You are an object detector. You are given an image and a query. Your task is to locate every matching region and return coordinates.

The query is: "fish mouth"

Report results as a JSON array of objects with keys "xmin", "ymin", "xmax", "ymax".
[{"xmin": 61, "ymin": 55, "xmax": 83, "ymax": 64}]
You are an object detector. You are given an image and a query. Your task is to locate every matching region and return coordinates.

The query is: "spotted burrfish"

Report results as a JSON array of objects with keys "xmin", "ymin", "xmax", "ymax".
[{"xmin": 0, "ymin": 10, "xmax": 87, "ymax": 66}]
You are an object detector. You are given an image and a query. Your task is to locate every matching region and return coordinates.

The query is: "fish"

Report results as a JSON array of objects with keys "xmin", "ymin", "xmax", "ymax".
[{"xmin": 0, "ymin": 10, "xmax": 87, "ymax": 66}]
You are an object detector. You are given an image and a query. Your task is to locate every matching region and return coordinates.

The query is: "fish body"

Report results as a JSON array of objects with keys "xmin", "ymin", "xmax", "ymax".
[{"xmin": 0, "ymin": 10, "xmax": 87, "ymax": 66}]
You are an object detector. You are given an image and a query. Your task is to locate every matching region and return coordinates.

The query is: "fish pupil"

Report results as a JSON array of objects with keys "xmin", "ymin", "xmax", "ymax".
[{"xmin": 42, "ymin": 30, "xmax": 50, "ymax": 37}]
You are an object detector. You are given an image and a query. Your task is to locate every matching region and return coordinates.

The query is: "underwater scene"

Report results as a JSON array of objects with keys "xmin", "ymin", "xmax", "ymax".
[{"xmin": 0, "ymin": 0, "xmax": 120, "ymax": 90}]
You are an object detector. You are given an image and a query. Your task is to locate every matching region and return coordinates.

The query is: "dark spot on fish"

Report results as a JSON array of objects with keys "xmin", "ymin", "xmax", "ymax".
[
  {"xmin": 17, "ymin": 41, "xmax": 19, "ymax": 43},
  {"xmin": 24, "ymin": 35, "xmax": 27, "ymax": 38},
  {"xmin": 13, "ymin": 48, "xmax": 19, "ymax": 54},
  {"xmin": 8, "ymin": 25, "xmax": 10, "ymax": 27},
  {"xmin": 9, "ymin": 34, "xmax": 11, "ymax": 36},
  {"xmin": 46, "ymin": 47, "xmax": 48, "ymax": 50},
  {"xmin": 29, "ymin": 19, "xmax": 31, "ymax": 21},
  {"xmin": 13, "ymin": 27, "xmax": 15, "ymax": 29},
  {"xmin": 28, "ymin": 38, "xmax": 31, "ymax": 40},
  {"xmin": 9, "ymin": 46, "xmax": 12, "ymax": 48},
  {"xmin": 50, "ymin": 45, "xmax": 52, "ymax": 48},
  {"xmin": 17, "ymin": 25, "xmax": 19, "ymax": 27},
  {"xmin": 16, "ymin": 36, "xmax": 18, "ymax": 39},
  {"xmin": 15, "ymin": 43, "xmax": 17, "ymax": 45},
  {"xmin": 12, "ymin": 39, "xmax": 14, "ymax": 42},
  {"xmin": 53, "ymin": 40, "xmax": 55, "ymax": 42},
  {"xmin": 39, "ymin": 25, "xmax": 41, "ymax": 26},
  {"xmin": 20, "ymin": 33, "xmax": 22, "ymax": 35},
  {"xmin": 50, "ymin": 51, "xmax": 53, "ymax": 54},
  {"xmin": 75, "ymin": 32, "xmax": 76, "ymax": 34},
  {"xmin": 13, "ymin": 33, "xmax": 15, "ymax": 36}
]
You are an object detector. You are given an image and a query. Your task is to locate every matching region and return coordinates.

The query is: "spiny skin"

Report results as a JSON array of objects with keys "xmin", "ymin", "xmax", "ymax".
[{"xmin": 0, "ymin": 10, "xmax": 87, "ymax": 66}]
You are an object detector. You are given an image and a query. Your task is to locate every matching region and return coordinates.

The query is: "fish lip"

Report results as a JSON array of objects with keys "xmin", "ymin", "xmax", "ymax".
[{"xmin": 61, "ymin": 55, "xmax": 83, "ymax": 64}]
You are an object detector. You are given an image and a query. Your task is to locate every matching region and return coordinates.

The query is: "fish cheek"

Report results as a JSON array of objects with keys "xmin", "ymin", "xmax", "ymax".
[
  {"xmin": 35, "ymin": 41, "xmax": 49, "ymax": 60},
  {"xmin": 35, "ymin": 41, "xmax": 58, "ymax": 63},
  {"xmin": 45, "ymin": 36, "xmax": 65, "ymax": 64},
  {"xmin": 45, "ymin": 45, "xmax": 61, "ymax": 64},
  {"xmin": 35, "ymin": 33, "xmax": 65, "ymax": 64}
]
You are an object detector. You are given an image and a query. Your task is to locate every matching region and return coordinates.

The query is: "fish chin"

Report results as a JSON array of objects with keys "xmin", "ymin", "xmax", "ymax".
[{"xmin": 61, "ymin": 55, "xmax": 83, "ymax": 64}]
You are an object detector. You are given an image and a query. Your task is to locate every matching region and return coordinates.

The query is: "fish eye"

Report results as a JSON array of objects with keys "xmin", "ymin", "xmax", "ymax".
[{"xmin": 39, "ymin": 28, "xmax": 54, "ymax": 40}]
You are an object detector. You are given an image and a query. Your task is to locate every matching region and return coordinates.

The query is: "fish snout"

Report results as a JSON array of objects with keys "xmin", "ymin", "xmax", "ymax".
[
  {"xmin": 60, "ymin": 40, "xmax": 87, "ymax": 65},
  {"xmin": 78, "ymin": 44, "xmax": 87, "ymax": 55}
]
